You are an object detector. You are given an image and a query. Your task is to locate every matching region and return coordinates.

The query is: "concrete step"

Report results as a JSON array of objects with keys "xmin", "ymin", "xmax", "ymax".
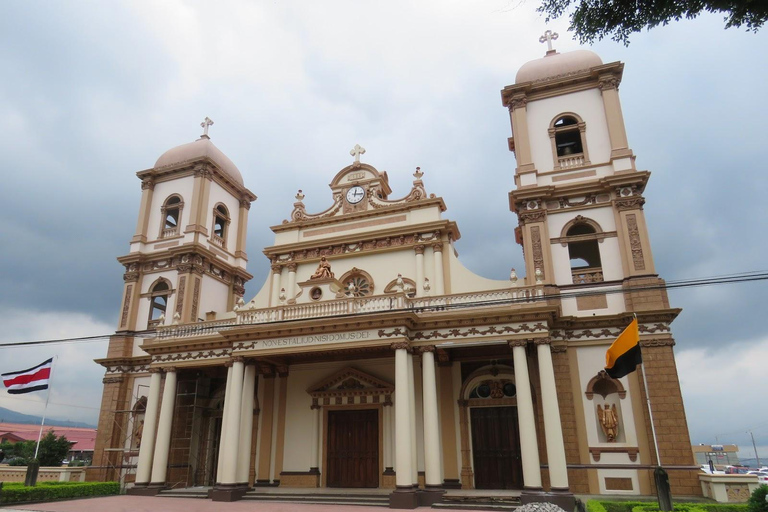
[{"xmin": 243, "ymin": 492, "xmax": 389, "ymax": 507}]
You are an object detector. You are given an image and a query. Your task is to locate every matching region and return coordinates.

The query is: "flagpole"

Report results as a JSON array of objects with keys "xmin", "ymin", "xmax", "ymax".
[
  {"xmin": 633, "ymin": 313, "xmax": 661, "ymax": 466},
  {"xmin": 33, "ymin": 355, "xmax": 57, "ymax": 460}
]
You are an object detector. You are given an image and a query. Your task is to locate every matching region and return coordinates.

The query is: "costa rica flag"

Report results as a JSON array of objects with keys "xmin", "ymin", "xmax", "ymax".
[{"xmin": 2, "ymin": 358, "xmax": 53, "ymax": 394}]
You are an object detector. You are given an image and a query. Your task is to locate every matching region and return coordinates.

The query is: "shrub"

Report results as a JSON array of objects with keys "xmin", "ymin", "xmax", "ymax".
[
  {"xmin": 0, "ymin": 481, "xmax": 120, "ymax": 504},
  {"xmin": 748, "ymin": 485, "xmax": 768, "ymax": 512}
]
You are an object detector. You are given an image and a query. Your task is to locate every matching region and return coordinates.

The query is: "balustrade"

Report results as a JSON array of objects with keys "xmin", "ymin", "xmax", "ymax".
[{"xmin": 571, "ymin": 267, "xmax": 604, "ymax": 285}]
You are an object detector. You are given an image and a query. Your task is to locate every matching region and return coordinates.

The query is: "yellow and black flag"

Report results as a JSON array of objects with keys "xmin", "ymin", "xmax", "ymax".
[{"xmin": 605, "ymin": 318, "xmax": 641, "ymax": 379}]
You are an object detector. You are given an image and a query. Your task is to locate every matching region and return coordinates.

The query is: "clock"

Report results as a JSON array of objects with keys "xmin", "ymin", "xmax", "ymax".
[{"xmin": 345, "ymin": 186, "xmax": 365, "ymax": 204}]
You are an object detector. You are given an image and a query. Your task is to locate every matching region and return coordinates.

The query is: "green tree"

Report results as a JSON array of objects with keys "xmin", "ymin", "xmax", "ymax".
[
  {"xmin": 538, "ymin": 0, "xmax": 768, "ymax": 44},
  {"xmin": 0, "ymin": 439, "xmax": 35, "ymax": 462},
  {"xmin": 36, "ymin": 430, "xmax": 73, "ymax": 467},
  {"xmin": 748, "ymin": 484, "xmax": 768, "ymax": 512}
]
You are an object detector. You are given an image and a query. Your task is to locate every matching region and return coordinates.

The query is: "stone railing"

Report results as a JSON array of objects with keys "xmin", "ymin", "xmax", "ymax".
[
  {"xmin": 557, "ymin": 154, "xmax": 585, "ymax": 169},
  {"xmin": 152, "ymin": 285, "xmax": 545, "ymax": 339},
  {"xmin": 699, "ymin": 473, "xmax": 761, "ymax": 503},
  {"xmin": 160, "ymin": 227, "xmax": 178, "ymax": 238},
  {"xmin": 572, "ymin": 267, "xmax": 604, "ymax": 285},
  {"xmin": 0, "ymin": 465, "xmax": 87, "ymax": 483},
  {"xmin": 156, "ymin": 318, "xmax": 238, "ymax": 340},
  {"xmin": 211, "ymin": 234, "xmax": 225, "ymax": 248}
]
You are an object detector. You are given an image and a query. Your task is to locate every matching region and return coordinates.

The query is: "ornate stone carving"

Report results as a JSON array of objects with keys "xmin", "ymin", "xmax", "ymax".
[
  {"xmin": 390, "ymin": 341, "xmax": 410, "ymax": 351},
  {"xmin": 432, "ymin": 242, "xmax": 443, "ymax": 253},
  {"xmin": 417, "ymin": 345, "xmax": 436, "ymax": 353},
  {"xmin": 508, "ymin": 339, "xmax": 529, "ymax": 348},
  {"xmin": 102, "ymin": 376, "xmax": 124, "ymax": 384},
  {"xmin": 597, "ymin": 403, "xmax": 619, "ymax": 442},
  {"xmin": 531, "ymin": 226, "xmax": 545, "ymax": 280},
  {"xmin": 414, "ymin": 244, "xmax": 426, "ymax": 255},
  {"xmin": 123, "ymin": 263, "xmax": 139, "ymax": 282},
  {"xmin": 626, "ymin": 214, "xmax": 646, "ymax": 271},
  {"xmin": 598, "ymin": 77, "xmax": 621, "ymax": 91},
  {"xmin": 271, "ymin": 263, "xmax": 282, "ymax": 274},
  {"xmin": 190, "ymin": 277, "xmax": 201, "ymax": 322},
  {"xmin": 239, "ymin": 199, "xmax": 252, "ymax": 210},
  {"xmin": 163, "ymin": 366, "xmax": 178, "ymax": 373},
  {"xmin": 533, "ymin": 337, "xmax": 552, "ymax": 345},
  {"xmin": 286, "ymin": 262, "xmax": 298, "ymax": 272},
  {"xmin": 508, "ymin": 96, "xmax": 527, "ymax": 111},
  {"xmin": 120, "ymin": 284, "xmax": 133, "ymax": 329},
  {"xmin": 616, "ymin": 196, "xmax": 645, "ymax": 211},
  {"xmin": 176, "ymin": 276, "xmax": 186, "ymax": 316},
  {"xmin": 519, "ymin": 210, "xmax": 547, "ymax": 224},
  {"xmin": 640, "ymin": 338, "xmax": 676, "ymax": 347},
  {"xmin": 310, "ymin": 256, "xmax": 334, "ymax": 279},
  {"xmin": 141, "ymin": 179, "xmax": 155, "ymax": 191}
]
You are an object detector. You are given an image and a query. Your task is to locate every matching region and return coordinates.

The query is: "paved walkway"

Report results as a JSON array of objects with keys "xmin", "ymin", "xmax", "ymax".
[{"xmin": 0, "ymin": 494, "xmax": 476, "ymax": 512}]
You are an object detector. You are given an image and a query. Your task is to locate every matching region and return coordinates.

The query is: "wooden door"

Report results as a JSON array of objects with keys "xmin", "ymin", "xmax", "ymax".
[
  {"xmin": 470, "ymin": 406, "xmax": 523, "ymax": 489},
  {"xmin": 326, "ymin": 409, "xmax": 379, "ymax": 488}
]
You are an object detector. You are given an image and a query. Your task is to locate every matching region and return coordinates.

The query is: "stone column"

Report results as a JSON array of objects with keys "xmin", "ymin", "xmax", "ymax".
[
  {"xmin": 234, "ymin": 198, "xmax": 251, "ymax": 260},
  {"xmin": 220, "ymin": 358, "xmax": 245, "ymax": 486},
  {"xmin": 310, "ymin": 402, "xmax": 321, "ymax": 473},
  {"xmin": 217, "ymin": 362, "xmax": 234, "ymax": 483},
  {"xmin": 150, "ymin": 368, "xmax": 177, "ymax": 486},
  {"xmin": 536, "ymin": 339, "xmax": 569, "ymax": 491},
  {"xmin": 510, "ymin": 341, "xmax": 542, "ymax": 491},
  {"xmin": 390, "ymin": 343, "xmax": 418, "ymax": 509},
  {"xmin": 407, "ymin": 350, "xmax": 418, "ymax": 487},
  {"xmin": 382, "ymin": 402, "xmax": 392, "ymax": 472},
  {"xmin": 131, "ymin": 178, "xmax": 155, "ymax": 244},
  {"xmin": 598, "ymin": 76, "xmax": 632, "ymax": 161},
  {"xmin": 134, "ymin": 369, "xmax": 162, "ymax": 486},
  {"xmin": 420, "ymin": 346, "xmax": 443, "ymax": 504},
  {"xmin": 236, "ymin": 363, "xmax": 257, "ymax": 486},
  {"xmin": 270, "ymin": 264, "xmax": 282, "ymax": 306},
  {"xmin": 387, "ymin": 395, "xmax": 395, "ymax": 472},
  {"xmin": 432, "ymin": 243, "xmax": 445, "ymax": 296},
  {"xmin": 507, "ymin": 95, "xmax": 535, "ymax": 174},
  {"xmin": 414, "ymin": 245, "xmax": 425, "ymax": 298},
  {"xmin": 286, "ymin": 263, "xmax": 297, "ymax": 300}
]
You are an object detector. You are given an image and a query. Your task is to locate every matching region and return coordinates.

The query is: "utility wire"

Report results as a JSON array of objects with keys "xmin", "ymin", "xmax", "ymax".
[{"xmin": 0, "ymin": 270, "xmax": 766, "ymax": 348}]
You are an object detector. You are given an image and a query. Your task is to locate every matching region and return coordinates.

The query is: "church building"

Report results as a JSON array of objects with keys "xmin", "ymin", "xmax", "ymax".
[{"xmin": 90, "ymin": 41, "xmax": 701, "ymax": 508}]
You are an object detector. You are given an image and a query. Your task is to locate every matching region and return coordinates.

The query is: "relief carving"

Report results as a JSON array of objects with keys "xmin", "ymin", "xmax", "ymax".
[
  {"xmin": 626, "ymin": 214, "xmax": 646, "ymax": 271},
  {"xmin": 190, "ymin": 277, "xmax": 201, "ymax": 321},
  {"xmin": 120, "ymin": 284, "xmax": 133, "ymax": 328},
  {"xmin": 176, "ymin": 276, "xmax": 186, "ymax": 316},
  {"xmin": 531, "ymin": 226, "xmax": 545, "ymax": 280}
]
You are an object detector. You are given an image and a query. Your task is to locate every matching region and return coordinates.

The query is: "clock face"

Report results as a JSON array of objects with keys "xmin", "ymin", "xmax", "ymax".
[{"xmin": 346, "ymin": 186, "xmax": 365, "ymax": 204}]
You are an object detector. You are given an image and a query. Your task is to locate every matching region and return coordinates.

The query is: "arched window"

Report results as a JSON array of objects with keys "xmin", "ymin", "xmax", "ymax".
[
  {"xmin": 561, "ymin": 217, "xmax": 604, "ymax": 284},
  {"xmin": 549, "ymin": 114, "xmax": 589, "ymax": 169},
  {"xmin": 339, "ymin": 268, "xmax": 374, "ymax": 297},
  {"xmin": 160, "ymin": 195, "xmax": 184, "ymax": 238},
  {"xmin": 211, "ymin": 204, "xmax": 230, "ymax": 248},
  {"xmin": 148, "ymin": 280, "xmax": 170, "ymax": 328}
]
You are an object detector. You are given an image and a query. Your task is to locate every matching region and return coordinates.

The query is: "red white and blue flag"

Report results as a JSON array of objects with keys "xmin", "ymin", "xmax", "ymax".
[{"xmin": 2, "ymin": 358, "xmax": 53, "ymax": 394}]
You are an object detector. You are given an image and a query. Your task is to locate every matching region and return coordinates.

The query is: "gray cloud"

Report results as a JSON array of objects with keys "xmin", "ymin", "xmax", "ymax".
[{"xmin": 1, "ymin": 2, "xmax": 766, "ymax": 451}]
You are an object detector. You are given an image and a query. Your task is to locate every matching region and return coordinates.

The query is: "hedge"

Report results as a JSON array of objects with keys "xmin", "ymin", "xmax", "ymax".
[
  {"xmin": 0, "ymin": 481, "xmax": 120, "ymax": 504},
  {"xmin": 589, "ymin": 501, "xmax": 749, "ymax": 512}
]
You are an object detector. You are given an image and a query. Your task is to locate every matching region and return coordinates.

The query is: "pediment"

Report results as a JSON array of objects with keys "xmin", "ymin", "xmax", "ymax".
[{"xmin": 307, "ymin": 367, "xmax": 393, "ymax": 396}]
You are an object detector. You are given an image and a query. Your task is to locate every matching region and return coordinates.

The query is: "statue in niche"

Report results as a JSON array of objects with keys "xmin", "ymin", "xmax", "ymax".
[
  {"xmin": 597, "ymin": 403, "xmax": 619, "ymax": 442},
  {"xmin": 310, "ymin": 256, "xmax": 334, "ymax": 280},
  {"xmin": 134, "ymin": 419, "xmax": 144, "ymax": 449}
]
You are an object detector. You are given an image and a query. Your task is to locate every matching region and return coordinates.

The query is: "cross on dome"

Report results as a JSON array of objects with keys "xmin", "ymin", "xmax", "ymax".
[
  {"xmin": 539, "ymin": 30, "xmax": 559, "ymax": 52},
  {"xmin": 350, "ymin": 144, "xmax": 366, "ymax": 163},
  {"xmin": 200, "ymin": 117, "xmax": 214, "ymax": 137}
]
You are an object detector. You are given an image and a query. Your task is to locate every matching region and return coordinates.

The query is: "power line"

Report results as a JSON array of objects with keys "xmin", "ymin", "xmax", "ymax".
[{"xmin": 0, "ymin": 270, "xmax": 766, "ymax": 348}]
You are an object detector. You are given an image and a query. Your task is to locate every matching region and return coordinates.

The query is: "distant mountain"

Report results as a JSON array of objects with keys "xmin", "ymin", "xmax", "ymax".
[{"xmin": 0, "ymin": 407, "xmax": 96, "ymax": 429}]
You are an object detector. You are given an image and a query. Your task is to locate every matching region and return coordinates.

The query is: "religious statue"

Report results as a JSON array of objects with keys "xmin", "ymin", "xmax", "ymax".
[
  {"xmin": 134, "ymin": 419, "xmax": 144, "ymax": 449},
  {"xmin": 597, "ymin": 403, "xmax": 619, "ymax": 442},
  {"xmin": 310, "ymin": 256, "xmax": 334, "ymax": 280}
]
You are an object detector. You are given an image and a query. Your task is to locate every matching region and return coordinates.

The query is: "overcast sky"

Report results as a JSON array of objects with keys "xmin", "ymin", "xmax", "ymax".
[{"xmin": 0, "ymin": 1, "xmax": 766, "ymax": 463}]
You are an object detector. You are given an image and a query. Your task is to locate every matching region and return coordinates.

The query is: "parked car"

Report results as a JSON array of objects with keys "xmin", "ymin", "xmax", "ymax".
[{"xmin": 747, "ymin": 471, "xmax": 768, "ymax": 485}]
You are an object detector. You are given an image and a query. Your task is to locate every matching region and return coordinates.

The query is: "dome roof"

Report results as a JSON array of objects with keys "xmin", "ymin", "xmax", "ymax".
[
  {"xmin": 154, "ymin": 136, "xmax": 243, "ymax": 186},
  {"xmin": 515, "ymin": 49, "xmax": 603, "ymax": 84}
]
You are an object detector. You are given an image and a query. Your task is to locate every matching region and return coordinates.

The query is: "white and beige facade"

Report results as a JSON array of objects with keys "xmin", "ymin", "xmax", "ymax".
[{"xmin": 90, "ymin": 46, "xmax": 701, "ymax": 506}]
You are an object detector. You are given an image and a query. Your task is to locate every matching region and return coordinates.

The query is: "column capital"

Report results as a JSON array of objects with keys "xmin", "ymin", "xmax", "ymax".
[
  {"xmin": 286, "ymin": 262, "xmax": 298, "ymax": 272},
  {"xmin": 508, "ymin": 339, "xmax": 529, "ymax": 348},
  {"xmin": 271, "ymin": 263, "xmax": 283, "ymax": 274},
  {"xmin": 310, "ymin": 397, "xmax": 320, "ymax": 410},
  {"xmin": 640, "ymin": 337, "xmax": 676, "ymax": 347},
  {"xmin": 148, "ymin": 367, "xmax": 163, "ymax": 374},
  {"xmin": 141, "ymin": 178, "xmax": 155, "ymax": 191},
  {"xmin": 416, "ymin": 345, "xmax": 436, "ymax": 354},
  {"xmin": 431, "ymin": 242, "xmax": 443, "ymax": 253},
  {"xmin": 239, "ymin": 198, "xmax": 252, "ymax": 210},
  {"xmin": 231, "ymin": 356, "xmax": 246, "ymax": 364},
  {"xmin": 533, "ymin": 337, "xmax": 552, "ymax": 345},
  {"xmin": 414, "ymin": 244, "xmax": 426, "ymax": 255},
  {"xmin": 391, "ymin": 341, "xmax": 411, "ymax": 351},
  {"xmin": 383, "ymin": 394, "xmax": 393, "ymax": 406},
  {"xmin": 162, "ymin": 366, "xmax": 177, "ymax": 373},
  {"xmin": 508, "ymin": 95, "xmax": 527, "ymax": 111},
  {"xmin": 276, "ymin": 364, "xmax": 290, "ymax": 377},
  {"xmin": 224, "ymin": 360, "xmax": 234, "ymax": 368},
  {"xmin": 598, "ymin": 75, "xmax": 621, "ymax": 91}
]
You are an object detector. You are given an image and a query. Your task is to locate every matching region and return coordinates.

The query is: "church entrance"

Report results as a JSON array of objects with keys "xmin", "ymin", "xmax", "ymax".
[
  {"xmin": 326, "ymin": 409, "xmax": 379, "ymax": 488},
  {"xmin": 470, "ymin": 406, "xmax": 523, "ymax": 489}
]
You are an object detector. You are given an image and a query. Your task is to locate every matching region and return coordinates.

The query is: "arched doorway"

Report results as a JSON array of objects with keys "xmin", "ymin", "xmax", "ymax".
[{"xmin": 460, "ymin": 366, "xmax": 524, "ymax": 490}]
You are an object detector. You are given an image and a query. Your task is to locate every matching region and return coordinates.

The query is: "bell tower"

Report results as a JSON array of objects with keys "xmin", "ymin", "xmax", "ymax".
[
  {"xmin": 502, "ymin": 36, "xmax": 664, "ymax": 316},
  {"xmin": 116, "ymin": 119, "xmax": 256, "ymax": 334}
]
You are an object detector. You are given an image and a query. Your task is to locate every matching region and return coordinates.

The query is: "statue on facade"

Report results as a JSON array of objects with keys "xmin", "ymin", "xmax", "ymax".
[
  {"xmin": 597, "ymin": 403, "xmax": 619, "ymax": 442},
  {"xmin": 310, "ymin": 256, "xmax": 334, "ymax": 279}
]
